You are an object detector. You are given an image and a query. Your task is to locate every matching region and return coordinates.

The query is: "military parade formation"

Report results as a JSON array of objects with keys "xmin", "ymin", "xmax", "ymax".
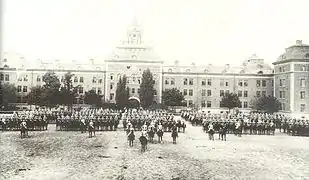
[{"xmin": 181, "ymin": 111, "xmax": 309, "ymax": 137}]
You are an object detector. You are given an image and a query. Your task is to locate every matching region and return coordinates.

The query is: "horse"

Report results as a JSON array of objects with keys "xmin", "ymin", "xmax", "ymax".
[
  {"xmin": 157, "ymin": 128, "xmax": 164, "ymax": 143},
  {"xmin": 139, "ymin": 135, "xmax": 148, "ymax": 152},
  {"xmin": 80, "ymin": 121, "xmax": 87, "ymax": 133},
  {"xmin": 128, "ymin": 130, "xmax": 135, "ymax": 147},
  {"xmin": 88, "ymin": 123, "xmax": 95, "ymax": 138},
  {"xmin": 218, "ymin": 124, "xmax": 227, "ymax": 141},
  {"xmin": 171, "ymin": 127, "xmax": 178, "ymax": 144},
  {"xmin": 147, "ymin": 127, "xmax": 155, "ymax": 143},
  {"xmin": 20, "ymin": 122, "xmax": 28, "ymax": 139}
]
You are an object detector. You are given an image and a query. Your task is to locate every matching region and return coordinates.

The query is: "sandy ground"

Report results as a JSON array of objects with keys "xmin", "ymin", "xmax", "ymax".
[{"xmin": 1, "ymin": 119, "xmax": 309, "ymax": 180}]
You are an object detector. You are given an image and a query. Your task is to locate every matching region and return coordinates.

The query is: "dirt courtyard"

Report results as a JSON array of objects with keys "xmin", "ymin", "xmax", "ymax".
[{"xmin": 1, "ymin": 121, "xmax": 309, "ymax": 180}]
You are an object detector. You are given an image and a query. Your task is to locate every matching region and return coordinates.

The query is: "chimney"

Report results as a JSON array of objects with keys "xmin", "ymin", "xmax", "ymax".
[{"xmin": 296, "ymin": 40, "xmax": 302, "ymax": 45}]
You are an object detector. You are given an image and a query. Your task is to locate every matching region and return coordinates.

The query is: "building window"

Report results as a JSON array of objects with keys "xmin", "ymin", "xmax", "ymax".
[
  {"xmin": 183, "ymin": 89, "xmax": 187, "ymax": 96},
  {"xmin": 300, "ymin": 104, "xmax": 306, "ymax": 112},
  {"xmin": 154, "ymin": 90, "xmax": 157, "ymax": 96},
  {"xmin": 80, "ymin": 77, "xmax": 84, "ymax": 83},
  {"xmin": 138, "ymin": 79, "xmax": 141, "ymax": 84},
  {"xmin": 92, "ymin": 77, "xmax": 97, "ymax": 83},
  {"xmin": 99, "ymin": 79, "xmax": 102, "ymax": 84},
  {"xmin": 279, "ymin": 91, "xmax": 285, "ymax": 98},
  {"xmin": 238, "ymin": 91, "xmax": 242, "ymax": 97},
  {"xmin": 168, "ymin": 68, "xmax": 172, "ymax": 72},
  {"xmin": 184, "ymin": 78, "xmax": 188, "ymax": 85},
  {"xmin": 23, "ymin": 75, "xmax": 28, "ymax": 82},
  {"xmin": 202, "ymin": 90, "xmax": 206, "ymax": 96},
  {"xmin": 17, "ymin": 86, "xmax": 22, "ymax": 92},
  {"xmin": 110, "ymin": 75, "xmax": 113, "ymax": 80},
  {"xmin": 279, "ymin": 79, "xmax": 285, "ymax": 87},
  {"xmin": 188, "ymin": 100, "xmax": 193, "ymax": 106},
  {"xmin": 256, "ymin": 80, "xmax": 261, "ymax": 87},
  {"xmin": 256, "ymin": 91, "xmax": 261, "ymax": 97},
  {"xmin": 186, "ymin": 69, "xmax": 191, "ymax": 73},
  {"xmin": 18, "ymin": 76, "xmax": 22, "ymax": 81},
  {"xmin": 238, "ymin": 81, "xmax": 243, "ymax": 87},
  {"xmin": 244, "ymin": 80, "xmax": 248, "ymax": 87},
  {"xmin": 171, "ymin": 78, "xmax": 175, "ymax": 85},
  {"xmin": 98, "ymin": 88, "xmax": 102, "ymax": 94},
  {"xmin": 300, "ymin": 78, "xmax": 305, "ymax": 87},
  {"xmin": 262, "ymin": 91, "xmax": 266, "ymax": 96},
  {"xmin": 239, "ymin": 102, "xmax": 242, "ymax": 108},
  {"xmin": 271, "ymin": 80, "xmax": 274, "ymax": 86},
  {"xmin": 165, "ymin": 78, "xmax": 169, "ymax": 85},
  {"xmin": 225, "ymin": 90, "xmax": 229, "ymax": 95},
  {"xmin": 300, "ymin": 91, "xmax": 305, "ymax": 99},
  {"xmin": 207, "ymin": 90, "xmax": 211, "ymax": 97},
  {"xmin": 189, "ymin": 78, "xmax": 194, "ymax": 85},
  {"xmin": 207, "ymin": 79, "xmax": 212, "ymax": 86},
  {"xmin": 220, "ymin": 101, "xmax": 223, "ymax": 107},
  {"xmin": 110, "ymin": 84, "xmax": 113, "ymax": 90},
  {"xmin": 131, "ymin": 88, "xmax": 135, "ymax": 94},
  {"xmin": 243, "ymin": 102, "xmax": 248, "ymax": 108},
  {"xmin": 279, "ymin": 67, "xmax": 282, "ymax": 72},
  {"xmin": 138, "ymin": 88, "xmax": 140, "ymax": 94},
  {"xmin": 189, "ymin": 89, "xmax": 193, "ymax": 96},
  {"xmin": 110, "ymin": 93, "xmax": 114, "ymax": 100},
  {"xmin": 262, "ymin": 80, "xmax": 266, "ymax": 87},
  {"xmin": 74, "ymin": 77, "xmax": 78, "ymax": 82},
  {"xmin": 220, "ymin": 90, "xmax": 224, "ymax": 97},
  {"xmin": 79, "ymin": 87, "xmax": 83, "ymax": 94},
  {"xmin": 201, "ymin": 101, "xmax": 206, "ymax": 107},
  {"xmin": 201, "ymin": 79, "xmax": 206, "ymax": 86},
  {"xmin": 207, "ymin": 101, "xmax": 212, "ymax": 108},
  {"xmin": 0, "ymin": 74, "xmax": 3, "ymax": 81},
  {"xmin": 22, "ymin": 86, "xmax": 27, "ymax": 93},
  {"xmin": 37, "ymin": 76, "xmax": 41, "ymax": 82},
  {"xmin": 5, "ymin": 74, "xmax": 9, "ymax": 81},
  {"xmin": 281, "ymin": 103, "xmax": 286, "ymax": 111},
  {"xmin": 244, "ymin": 91, "xmax": 248, "ymax": 97},
  {"xmin": 225, "ymin": 81, "xmax": 229, "ymax": 87}
]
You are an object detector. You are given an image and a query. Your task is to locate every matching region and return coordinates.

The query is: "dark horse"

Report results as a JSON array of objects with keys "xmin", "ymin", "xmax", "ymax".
[
  {"xmin": 88, "ymin": 123, "xmax": 95, "ymax": 138},
  {"xmin": 218, "ymin": 124, "xmax": 227, "ymax": 141},
  {"xmin": 20, "ymin": 122, "xmax": 28, "ymax": 139},
  {"xmin": 171, "ymin": 127, "xmax": 178, "ymax": 144},
  {"xmin": 147, "ymin": 127, "xmax": 155, "ymax": 143},
  {"xmin": 128, "ymin": 130, "xmax": 135, "ymax": 147},
  {"xmin": 139, "ymin": 135, "xmax": 148, "ymax": 152},
  {"xmin": 157, "ymin": 128, "xmax": 164, "ymax": 143}
]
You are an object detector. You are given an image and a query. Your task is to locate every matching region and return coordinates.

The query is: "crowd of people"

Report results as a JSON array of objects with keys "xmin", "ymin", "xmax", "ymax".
[
  {"xmin": 0, "ymin": 110, "xmax": 50, "ymax": 131},
  {"xmin": 181, "ymin": 111, "xmax": 309, "ymax": 136}
]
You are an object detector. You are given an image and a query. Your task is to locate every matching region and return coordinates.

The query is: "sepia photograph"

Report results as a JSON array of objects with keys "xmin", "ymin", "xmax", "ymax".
[{"xmin": 0, "ymin": 0, "xmax": 309, "ymax": 179}]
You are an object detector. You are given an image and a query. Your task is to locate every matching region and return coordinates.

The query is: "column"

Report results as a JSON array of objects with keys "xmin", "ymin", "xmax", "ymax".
[
  {"xmin": 159, "ymin": 63, "xmax": 163, "ymax": 103},
  {"xmin": 290, "ymin": 63, "xmax": 294, "ymax": 112}
]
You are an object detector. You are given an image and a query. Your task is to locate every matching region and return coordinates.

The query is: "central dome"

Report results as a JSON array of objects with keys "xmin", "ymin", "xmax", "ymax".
[{"xmin": 276, "ymin": 40, "xmax": 309, "ymax": 62}]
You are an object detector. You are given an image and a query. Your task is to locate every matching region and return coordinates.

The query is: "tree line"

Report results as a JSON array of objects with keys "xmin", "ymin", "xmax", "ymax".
[{"xmin": 0, "ymin": 69, "xmax": 281, "ymax": 113}]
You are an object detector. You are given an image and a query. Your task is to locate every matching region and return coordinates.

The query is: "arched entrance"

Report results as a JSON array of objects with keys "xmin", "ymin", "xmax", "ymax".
[{"xmin": 127, "ymin": 96, "xmax": 140, "ymax": 109}]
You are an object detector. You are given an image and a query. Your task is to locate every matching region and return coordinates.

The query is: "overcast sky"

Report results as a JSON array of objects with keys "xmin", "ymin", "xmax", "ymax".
[{"xmin": 2, "ymin": 0, "xmax": 309, "ymax": 66}]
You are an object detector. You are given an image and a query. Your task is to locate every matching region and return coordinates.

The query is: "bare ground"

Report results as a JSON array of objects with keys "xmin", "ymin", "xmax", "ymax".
[{"xmin": 1, "ymin": 121, "xmax": 309, "ymax": 180}]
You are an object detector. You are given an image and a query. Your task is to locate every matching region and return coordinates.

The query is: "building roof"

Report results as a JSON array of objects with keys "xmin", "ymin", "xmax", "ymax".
[{"xmin": 276, "ymin": 40, "xmax": 309, "ymax": 62}]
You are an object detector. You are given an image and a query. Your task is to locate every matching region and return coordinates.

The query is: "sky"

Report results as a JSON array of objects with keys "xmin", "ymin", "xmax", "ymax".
[{"xmin": 2, "ymin": 0, "xmax": 309, "ymax": 66}]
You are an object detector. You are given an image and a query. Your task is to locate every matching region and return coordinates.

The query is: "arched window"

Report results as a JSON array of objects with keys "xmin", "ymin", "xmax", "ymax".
[
  {"xmin": 132, "ymin": 55, "xmax": 137, "ymax": 60},
  {"xmin": 257, "ymin": 71, "xmax": 263, "ymax": 74},
  {"xmin": 168, "ymin": 68, "xmax": 172, "ymax": 72},
  {"xmin": 185, "ymin": 69, "xmax": 191, "ymax": 72},
  {"xmin": 204, "ymin": 69, "xmax": 209, "ymax": 73},
  {"xmin": 240, "ymin": 69, "xmax": 245, "ymax": 74},
  {"xmin": 3, "ymin": 64, "xmax": 9, "ymax": 68},
  {"xmin": 96, "ymin": 67, "xmax": 101, "ymax": 70}
]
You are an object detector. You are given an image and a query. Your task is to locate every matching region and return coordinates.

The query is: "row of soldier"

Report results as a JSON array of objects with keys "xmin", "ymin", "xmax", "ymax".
[
  {"xmin": 181, "ymin": 111, "xmax": 309, "ymax": 136},
  {"xmin": 122, "ymin": 109, "xmax": 186, "ymax": 133}
]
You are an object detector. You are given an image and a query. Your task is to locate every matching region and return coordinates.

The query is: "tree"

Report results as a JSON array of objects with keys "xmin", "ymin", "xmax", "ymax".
[
  {"xmin": 251, "ymin": 95, "xmax": 281, "ymax": 113},
  {"xmin": 42, "ymin": 71, "xmax": 61, "ymax": 106},
  {"xmin": 221, "ymin": 93, "xmax": 241, "ymax": 113},
  {"xmin": 139, "ymin": 69, "xmax": 155, "ymax": 108},
  {"xmin": 115, "ymin": 75, "xmax": 129, "ymax": 109},
  {"xmin": 84, "ymin": 90, "xmax": 102, "ymax": 107},
  {"xmin": 162, "ymin": 88, "xmax": 184, "ymax": 106},
  {"xmin": 1, "ymin": 83, "xmax": 18, "ymax": 109},
  {"xmin": 59, "ymin": 72, "xmax": 79, "ymax": 107},
  {"xmin": 26, "ymin": 86, "xmax": 44, "ymax": 106}
]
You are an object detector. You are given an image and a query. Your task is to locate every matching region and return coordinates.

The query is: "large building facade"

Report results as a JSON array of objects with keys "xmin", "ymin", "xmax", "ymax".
[{"xmin": 1, "ymin": 20, "xmax": 309, "ymax": 117}]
